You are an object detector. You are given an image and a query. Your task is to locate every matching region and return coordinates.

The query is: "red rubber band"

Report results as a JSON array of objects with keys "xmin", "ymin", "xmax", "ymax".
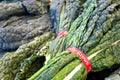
[
  {"xmin": 67, "ymin": 46, "xmax": 92, "ymax": 72},
  {"xmin": 57, "ymin": 30, "xmax": 68, "ymax": 37},
  {"xmin": 48, "ymin": 0, "xmax": 52, "ymax": 3}
]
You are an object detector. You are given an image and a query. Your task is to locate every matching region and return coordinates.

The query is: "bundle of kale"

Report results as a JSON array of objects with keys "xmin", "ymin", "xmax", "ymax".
[
  {"xmin": 0, "ymin": 32, "xmax": 54, "ymax": 80},
  {"xmin": 0, "ymin": 0, "xmax": 53, "ymax": 52},
  {"xmin": 29, "ymin": 0, "xmax": 120, "ymax": 80}
]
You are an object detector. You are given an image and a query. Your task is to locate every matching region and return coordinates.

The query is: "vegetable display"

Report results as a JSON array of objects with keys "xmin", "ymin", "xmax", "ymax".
[{"xmin": 0, "ymin": 0, "xmax": 120, "ymax": 80}]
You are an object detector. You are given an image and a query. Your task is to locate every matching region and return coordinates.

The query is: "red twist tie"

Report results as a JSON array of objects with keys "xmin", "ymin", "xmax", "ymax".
[
  {"xmin": 57, "ymin": 30, "xmax": 68, "ymax": 37},
  {"xmin": 67, "ymin": 46, "xmax": 92, "ymax": 73}
]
